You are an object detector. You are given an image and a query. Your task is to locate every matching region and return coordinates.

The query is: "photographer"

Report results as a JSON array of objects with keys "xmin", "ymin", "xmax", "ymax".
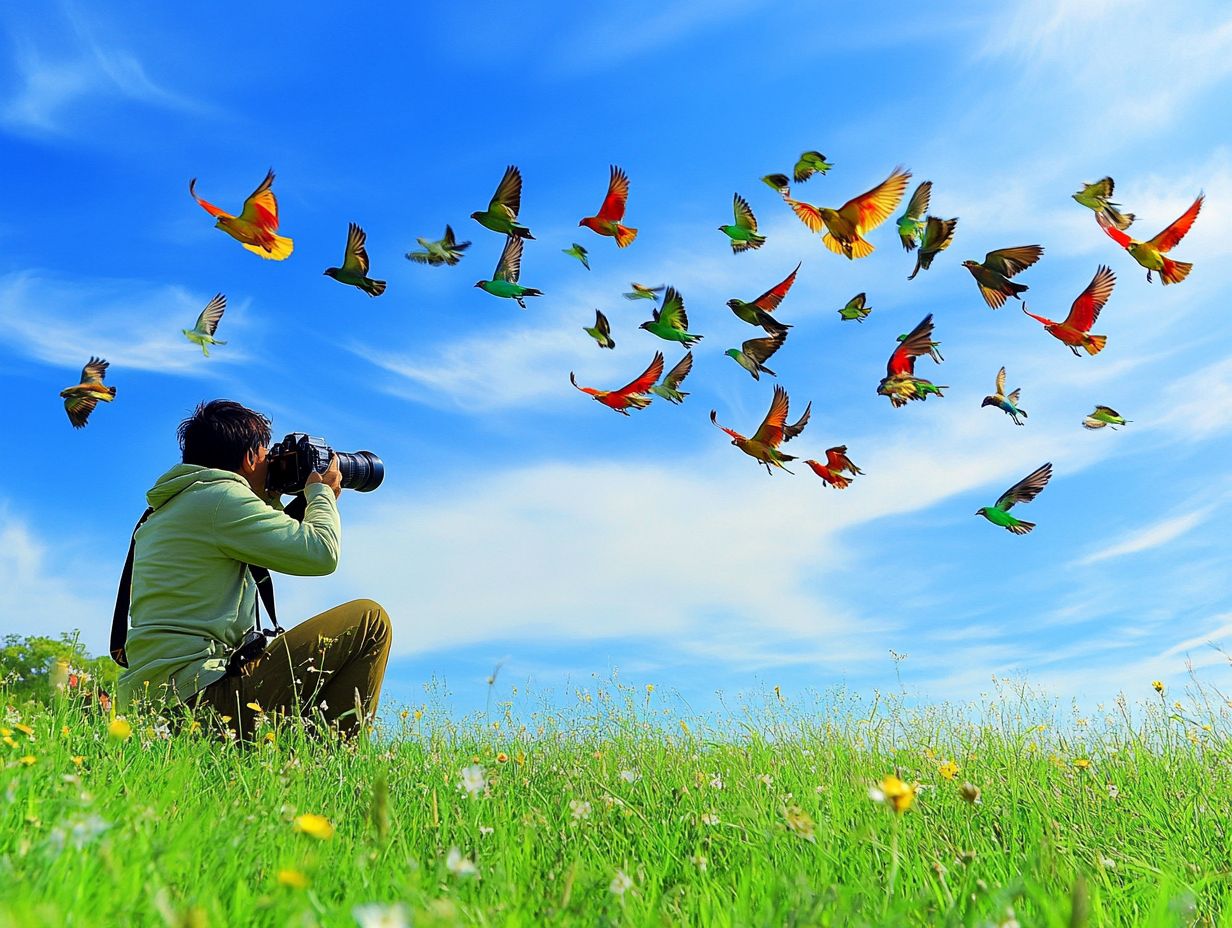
[{"xmin": 114, "ymin": 399, "xmax": 391, "ymax": 739}]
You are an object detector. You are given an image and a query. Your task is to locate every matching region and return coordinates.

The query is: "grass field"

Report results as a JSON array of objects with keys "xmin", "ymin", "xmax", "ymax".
[{"xmin": 2, "ymin": 671, "xmax": 1230, "ymax": 927}]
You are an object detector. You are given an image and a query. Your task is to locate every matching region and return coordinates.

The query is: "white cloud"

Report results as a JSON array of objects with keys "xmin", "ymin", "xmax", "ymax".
[{"xmin": 1079, "ymin": 508, "xmax": 1211, "ymax": 565}]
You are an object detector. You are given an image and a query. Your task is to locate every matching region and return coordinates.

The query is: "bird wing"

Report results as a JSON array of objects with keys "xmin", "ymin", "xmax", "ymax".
[
  {"xmin": 793, "ymin": 151, "xmax": 826, "ymax": 183},
  {"xmin": 1095, "ymin": 211, "xmax": 1134, "ymax": 248},
  {"xmin": 341, "ymin": 222, "xmax": 371, "ymax": 276},
  {"xmin": 64, "ymin": 395, "xmax": 98, "ymax": 428},
  {"xmin": 656, "ymin": 287, "xmax": 688, "ymax": 331},
  {"xmin": 187, "ymin": 177, "xmax": 232, "ymax": 220},
  {"xmin": 443, "ymin": 225, "xmax": 459, "ymax": 248},
  {"xmin": 195, "ymin": 293, "xmax": 226, "ymax": 335},
  {"xmin": 903, "ymin": 180, "xmax": 932, "ymax": 222},
  {"xmin": 825, "ymin": 446, "xmax": 853, "ymax": 471},
  {"xmin": 710, "ymin": 409, "xmax": 745, "ymax": 443},
  {"xmin": 1007, "ymin": 388, "xmax": 1021, "ymax": 406},
  {"xmin": 785, "ymin": 196, "xmax": 825, "ymax": 233},
  {"xmin": 783, "ymin": 401, "xmax": 811, "ymax": 443},
  {"xmin": 1092, "ymin": 405, "xmax": 1120, "ymax": 418},
  {"xmin": 661, "ymin": 351, "xmax": 694, "ymax": 390},
  {"xmin": 995, "ymin": 462, "xmax": 1053, "ymax": 511},
  {"xmin": 80, "ymin": 356, "xmax": 108, "ymax": 385},
  {"xmin": 1083, "ymin": 177, "xmax": 1114, "ymax": 200},
  {"xmin": 750, "ymin": 262, "xmax": 800, "ymax": 312},
  {"xmin": 615, "ymin": 351, "xmax": 665, "ymax": 396},
  {"xmin": 982, "ymin": 245, "xmax": 1043, "ymax": 278},
  {"xmin": 494, "ymin": 234, "xmax": 523, "ymax": 283},
  {"xmin": 594, "ymin": 309, "xmax": 611, "ymax": 337},
  {"xmin": 741, "ymin": 331, "xmax": 786, "ymax": 365},
  {"xmin": 596, "ymin": 165, "xmax": 630, "ymax": 222},
  {"xmin": 1062, "ymin": 265, "xmax": 1115, "ymax": 331},
  {"xmin": 847, "ymin": 293, "xmax": 867, "ymax": 311},
  {"xmin": 920, "ymin": 216, "xmax": 957, "ymax": 254},
  {"xmin": 751, "ymin": 384, "xmax": 790, "ymax": 447},
  {"xmin": 995, "ymin": 366, "xmax": 1006, "ymax": 396},
  {"xmin": 887, "ymin": 315, "xmax": 934, "ymax": 377},
  {"xmin": 236, "ymin": 169, "xmax": 279, "ymax": 229},
  {"xmin": 1149, "ymin": 194, "xmax": 1203, "ymax": 253},
  {"xmin": 732, "ymin": 193, "xmax": 758, "ymax": 232},
  {"xmin": 838, "ymin": 166, "xmax": 910, "ymax": 234},
  {"xmin": 489, "ymin": 165, "xmax": 523, "ymax": 217}
]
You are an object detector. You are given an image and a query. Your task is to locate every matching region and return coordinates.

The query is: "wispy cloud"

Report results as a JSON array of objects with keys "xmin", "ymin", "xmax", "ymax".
[{"xmin": 1079, "ymin": 507, "xmax": 1212, "ymax": 565}]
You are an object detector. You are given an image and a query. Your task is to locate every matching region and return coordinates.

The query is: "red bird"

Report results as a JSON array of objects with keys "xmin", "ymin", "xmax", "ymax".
[
  {"xmin": 805, "ymin": 446, "xmax": 864, "ymax": 489},
  {"xmin": 570, "ymin": 352, "xmax": 663, "ymax": 415},
  {"xmin": 579, "ymin": 165, "xmax": 637, "ymax": 247},
  {"xmin": 1096, "ymin": 194, "xmax": 1202, "ymax": 285},
  {"xmin": 1022, "ymin": 265, "xmax": 1116, "ymax": 356}
]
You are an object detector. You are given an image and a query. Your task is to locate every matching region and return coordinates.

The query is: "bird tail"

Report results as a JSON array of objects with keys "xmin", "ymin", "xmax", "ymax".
[
  {"xmin": 242, "ymin": 234, "xmax": 294, "ymax": 261},
  {"xmin": 1160, "ymin": 256, "xmax": 1193, "ymax": 285},
  {"xmin": 1007, "ymin": 520, "xmax": 1035, "ymax": 535},
  {"xmin": 522, "ymin": 288, "xmax": 544, "ymax": 298},
  {"xmin": 513, "ymin": 224, "xmax": 535, "ymax": 240},
  {"xmin": 823, "ymin": 233, "xmax": 874, "ymax": 260},
  {"xmin": 1101, "ymin": 205, "xmax": 1134, "ymax": 231},
  {"xmin": 1083, "ymin": 334, "xmax": 1107, "ymax": 355},
  {"xmin": 829, "ymin": 473, "xmax": 852, "ymax": 490},
  {"xmin": 365, "ymin": 278, "xmax": 388, "ymax": 297},
  {"xmin": 614, "ymin": 225, "xmax": 638, "ymax": 248},
  {"xmin": 758, "ymin": 312, "xmax": 790, "ymax": 334},
  {"xmin": 1007, "ymin": 280, "xmax": 1028, "ymax": 300},
  {"xmin": 102, "ymin": 386, "xmax": 117, "ymax": 400},
  {"xmin": 682, "ymin": 333, "xmax": 703, "ymax": 347}
]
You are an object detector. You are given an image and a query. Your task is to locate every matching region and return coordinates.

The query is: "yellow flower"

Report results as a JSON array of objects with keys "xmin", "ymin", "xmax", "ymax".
[
  {"xmin": 645, "ymin": 684, "xmax": 655, "ymax": 695},
  {"xmin": 264, "ymin": 732, "xmax": 276, "ymax": 744},
  {"xmin": 938, "ymin": 761, "xmax": 960, "ymax": 781},
  {"xmin": 18, "ymin": 755, "xmax": 36, "ymax": 766},
  {"xmin": 246, "ymin": 702, "xmax": 264, "ymax": 713},
  {"xmin": 0, "ymin": 728, "xmax": 9, "ymax": 737},
  {"xmin": 1073, "ymin": 758, "xmax": 1091, "ymax": 770},
  {"xmin": 293, "ymin": 814, "xmax": 335, "ymax": 840},
  {"xmin": 413, "ymin": 709, "xmax": 423, "ymax": 721},
  {"xmin": 277, "ymin": 868, "xmax": 309, "ymax": 889},
  {"xmin": 189, "ymin": 721, "xmax": 202, "ymax": 734},
  {"xmin": 783, "ymin": 804, "xmax": 816, "ymax": 842},
  {"xmin": 400, "ymin": 709, "xmax": 409, "ymax": 720},
  {"xmin": 1152, "ymin": 680, "xmax": 1164, "ymax": 694},
  {"xmin": 869, "ymin": 775, "xmax": 916, "ymax": 814},
  {"xmin": 514, "ymin": 751, "xmax": 526, "ymax": 767},
  {"xmin": 496, "ymin": 752, "xmax": 509, "ymax": 764},
  {"xmin": 60, "ymin": 725, "xmax": 70, "ymax": 738},
  {"xmin": 71, "ymin": 755, "xmax": 84, "ymax": 767},
  {"xmin": 680, "ymin": 720, "xmax": 690, "ymax": 735},
  {"xmin": 107, "ymin": 719, "xmax": 133, "ymax": 741},
  {"xmin": 15, "ymin": 723, "xmax": 33, "ymax": 737},
  {"xmin": 2, "ymin": 736, "xmax": 16, "ymax": 748}
]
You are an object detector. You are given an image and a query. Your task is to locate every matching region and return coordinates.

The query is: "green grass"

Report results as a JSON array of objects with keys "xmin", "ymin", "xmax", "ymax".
[{"xmin": 2, "ymin": 673, "xmax": 1231, "ymax": 927}]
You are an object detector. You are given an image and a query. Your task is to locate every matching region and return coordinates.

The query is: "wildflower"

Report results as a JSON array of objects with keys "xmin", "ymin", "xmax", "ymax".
[
  {"xmin": 514, "ymin": 751, "xmax": 526, "ymax": 766},
  {"xmin": 478, "ymin": 826, "xmax": 494, "ymax": 837},
  {"xmin": 619, "ymin": 769, "xmax": 640, "ymax": 784},
  {"xmin": 938, "ymin": 761, "xmax": 960, "ymax": 780},
  {"xmin": 1099, "ymin": 856, "xmax": 1116, "ymax": 871},
  {"xmin": 246, "ymin": 702, "xmax": 263, "ymax": 713},
  {"xmin": 700, "ymin": 812, "xmax": 720, "ymax": 826},
  {"xmin": 758, "ymin": 773, "xmax": 773, "ymax": 788},
  {"xmin": 869, "ymin": 775, "xmax": 916, "ymax": 814},
  {"xmin": 1073, "ymin": 758, "xmax": 1091, "ymax": 770},
  {"xmin": 18, "ymin": 755, "xmax": 35, "ymax": 766},
  {"xmin": 569, "ymin": 799, "xmax": 592, "ymax": 821},
  {"xmin": 400, "ymin": 709, "xmax": 409, "ymax": 720},
  {"xmin": 293, "ymin": 814, "xmax": 335, "ymax": 840},
  {"xmin": 14, "ymin": 723, "xmax": 33, "ymax": 737},
  {"xmin": 1152, "ymin": 680, "xmax": 1164, "ymax": 694},
  {"xmin": 680, "ymin": 720, "xmax": 690, "ymax": 735},
  {"xmin": 609, "ymin": 869, "xmax": 633, "ymax": 895},
  {"xmin": 277, "ymin": 869, "xmax": 309, "ymax": 889},
  {"xmin": 60, "ymin": 725, "xmax": 70, "ymax": 738},
  {"xmin": 1174, "ymin": 701, "xmax": 1184, "ymax": 711},
  {"xmin": 1106, "ymin": 783, "xmax": 1120, "ymax": 800},
  {"xmin": 783, "ymin": 804, "xmax": 817, "ymax": 843},
  {"xmin": 496, "ymin": 752, "xmax": 509, "ymax": 764},
  {"xmin": 645, "ymin": 684, "xmax": 655, "ymax": 695},
  {"xmin": 690, "ymin": 854, "xmax": 708, "ymax": 872},
  {"xmin": 960, "ymin": 782, "xmax": 982, "ymax": 805},
  {"xmin": 264, "ymin": 732, "xmax": 276, "ymax": 745},
  {"xmin": 709, "ymin": 773, "xmax": 724, "ymax": 790},
  {"xmin": 352, "ymin": 902, "xmax": 411, "ymax": 928},
  {"xmin": 445, "ymin": 846, "xmax": 478, "ymax": 877},
  {"xmin": 48, "ymin": 813, "xmax": 111, "ymax": 851},
  {"xmin": 413, "ymin": 709, "xmax": 423, "ymax": 721},
  {"xmin": 107, "ymin": 719, "xmax": 132, "ymax": 741},
  {"xmin": 70, "ymin": 755, "xmax": 84, "ymax": 767},
  {"xmin": 459, "ymin": 765, "xmax": 487, "ymax": 797}
]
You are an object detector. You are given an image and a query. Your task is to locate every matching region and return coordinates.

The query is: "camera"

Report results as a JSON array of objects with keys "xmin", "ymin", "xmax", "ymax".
[
  {"xmin": 225, "ymin": 629, "xmax": 277, "ymax": 677},
  {"xmin": 265, "ymin": 432, "xmax": 385, "ymax": 495}
]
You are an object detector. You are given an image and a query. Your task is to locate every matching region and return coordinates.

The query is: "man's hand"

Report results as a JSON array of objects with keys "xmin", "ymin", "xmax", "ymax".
[{"xmin": 305, "ymin": 453, "xmax": 342, "ymax": 500}]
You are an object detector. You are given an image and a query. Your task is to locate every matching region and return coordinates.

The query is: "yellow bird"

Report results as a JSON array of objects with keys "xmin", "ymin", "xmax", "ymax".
[{"xmin": 60, "ymin": 357, "xmax": 116, "ymax": 428}]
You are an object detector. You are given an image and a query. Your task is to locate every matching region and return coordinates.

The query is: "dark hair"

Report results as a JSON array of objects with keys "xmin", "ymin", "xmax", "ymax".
[{"xmin": 178, "ymin": 400, "xmax": 272, "ymax": 472}]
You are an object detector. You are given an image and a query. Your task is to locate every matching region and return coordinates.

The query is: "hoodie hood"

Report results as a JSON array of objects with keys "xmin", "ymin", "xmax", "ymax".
[{"xmin": 146, "ymin": 464, "xmax": 248, "ymax": 510}]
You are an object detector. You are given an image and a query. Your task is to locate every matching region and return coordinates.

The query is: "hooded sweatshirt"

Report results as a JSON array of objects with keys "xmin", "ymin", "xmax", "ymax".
[{"xmin": 116, "ymin": 464, "xmax": 340, "ymax": 710}]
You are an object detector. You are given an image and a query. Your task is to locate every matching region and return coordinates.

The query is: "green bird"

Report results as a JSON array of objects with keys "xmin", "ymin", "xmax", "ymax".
[
  {"xmin": 650, "ymin": 351, "xmax": 694, "ymax": 405},
  {"xmin": 324, "ymin": 222, "xmax": 387, "ymax": 296},
  {"xmin": 725, "ymin": 329, "xmax": 787, "ymax": 381},
  {"xmin": 897, "ymin": 180, "xmax": 932, "ymax": 251},
  {"xmin": 405, "ymin": 225, "xmax": 471, "ymax": 266},
  {"xmin": 470, "ymin": 165, "xmax": 534, "ymax": 239},
  {"xmin": 474, "ymin": 234, "xmax": 543, "ymax": 309},
  {"xmin": 727, "ymin": 262, "xmax": 798, "ymax": 335},
  {"xmin": 761, "ymin": 173, "xmax": 791, "ymax": 195},
  {"xmin": 1072, "ymin": 177, "xmax": 1134, "ymax": 231},
  {"xmin": 562, "ymin": 242, "xmax": 590, "ymax": 269},
  {"xmin": 793, "ymin": 151, "xmax": 832, "ymax": 183},
  {"xmin": 981, "ymin": 366, "xmax": 1028, "ymax": 425},
  {"xmin": 182, "ymin": 293, "xmax": 227, "ymax": 357},
  {"xmin": 976, "ymin": 462, "xmax": 1053, "ymax": 535},
  {"xmin": 908, "ymin": 216, "xmax": 958, "ymax": 280},
  {"xmin": 838, "ymin": 293, "xmax": 871, "ymax": 323},
  {"xmin": 623, "ymin": 282, "xmax": 664, "ymax": 301},
  {"xmin": 583, "ymin": 309, "xmax": 614, "ymax": 349},
  {"xmin": 639, "ymin": 286, "xmax": 703, "ymax": 346},
  {"xmin": 718, "ymin": 193, "xmax": 766, "ymax": 253},
  {"xmin": 1082, "ymin": 405, "xmax": 1131, "ymax": 429},
  {"xmin": 963, "ymin": 245, "xmax": 1044, "ymax": 308},
  {"xmin": 896, "ymin": 332, "xmax": 944, "ymax": 363}
]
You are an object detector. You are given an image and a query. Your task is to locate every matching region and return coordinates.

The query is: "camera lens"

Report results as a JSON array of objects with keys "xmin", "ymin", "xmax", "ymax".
[{"xmin": 335, "ymin": 450, "xmax": 384, "ymax": 492}]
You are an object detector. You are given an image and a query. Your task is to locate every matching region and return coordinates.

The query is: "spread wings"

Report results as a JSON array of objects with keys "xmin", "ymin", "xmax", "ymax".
[
  {"xmin": 1150, "ymin": 193, "xmax": 1203, "ymax": 253},
  {"xmin": 981, "ymin": 245, "xmax": 1043, "ymax": 277},
  {"xmin": 838, "ymin": 165, "xmax": 911, "ymax": 234},
  {"xmin": 995, "ymin": 462, "xmax": 1053, "ymax": 512},
  {"xmin": 194, "ymin": 294, "xmax": 226, "ymax": 336},
  {"xmin": 615, "ymin": 351, "xmax": 665, "ymax": 397},
  {"xmin": 660, "ymin": 351, "xmax": 693, "ymax": 391},
  {"xmin": 750, "ymin": 262, "xmax": 800, "ymax": 312},
  {"xmin": 236, "ymin": 169, "xmax": 280, "ymax": 229},
  {"xmin": 488, "ymin": 165, "xmax": 523, "ymax": 218},
  {"xmin": 1061, "ymin": 265, "xmax": 1115, "ymax": 331},
  {"xmin": 887, "ymin": 314, "xmax": 935, "ymax": 377},
  {"xmin": 654, "ymin": 287, "xmax": 689, "ymax": 331},
  {"xmin": 342, "ymin": 222, "xmax": 371, "ymax": 276},
  {"xmin": 595, "ymin": 165, "xmax": 630, "ymax": 222},
  {"xmin": 494, "ymin": 234, "xmax": 523, "ymax": 283}
]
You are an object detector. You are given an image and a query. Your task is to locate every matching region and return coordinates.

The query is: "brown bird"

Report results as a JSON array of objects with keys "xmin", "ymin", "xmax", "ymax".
[
  {"xmin": 711, "ymin": 384, "xmax": 811, "ymax": 475},
  {"xmin": 60, "ymin": 357, "xmax": 116, "ymax": 428},
  {"xmin": 962, "ymin": 245, "xmax": 1044, "ymax": 309}
]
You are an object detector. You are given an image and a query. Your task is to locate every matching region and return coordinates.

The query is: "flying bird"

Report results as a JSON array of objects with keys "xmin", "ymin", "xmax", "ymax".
[
  {"xmin": 1082, "ymin": 405, "xmax": 1131, "ymax": 429},
  {"xmin": 718, "ymin": 193, "xmax": 766, "ymax": 253},
  {"xmin": 188, "ymin": 168, "xmax": 293, "ymax": 260},
  {"xmin": 562, "ymin": 243, "xmax": 590, "ymax": 269},
  {"xmin": 639, "ymin": 287, "xmax": 702, "ymax": 346},
  {"xmin": 579, "ymin": 165, "xmax": 637, "ymax": 247},
  {"xmin": 624, "ymin": 282, "xmax": 664, "ymax": 301},
  {"xmin": 570, "ymin": 352, "xmax": 664, "ymax": 415},
  {"xmin": 1022, "ymin": 265, "xmax": 1115, "ymax": 356},
  {"xmin": 183, "ymin": 293, "xmax": 228, "ymax": 356},
  {"xmin": 583, "ymin": 309, "xmax": 614, "ymax": 349},
  {"xmin": 726, "ymin": 262, "xmax": 799, "ymax": 334},
  {"xmin": 471, "ymin": 165, "xmax": 534, "ymax": 239},
  {"xmin": 976, "ymin": 462, "xmax": 1053, "ymax": 535},
  {"xmin": 405, "ymin": 225, "xmax": 471, "ymax": 266},
  {"xmin": 878, "ymin": 314, "xmax": 947, "ymax": 407},
  {"xmin": 761, "ymin": 173, "xmax": 791, "ymax": 195},
  {"xmin": 963, "ymin": 245, "xmax": 1044, "ymax": 309},
  {"xmin": 324, "ymin": 223, "xmax": 387, "ymax": 296},
  {"xmin": 897, "ymin": 180, "xmax": 932, "ymax": 251},
  {"xmin": 1096, "ymin": 193, "xmax": 1202, "ymax": 285},
  {"xmin": 475, "ymin": 235, "xmax": 542, "ymax": 309},
  {"xmin": 785, "ymin": 165, "xmax": 910, "ymax": 259},
  {"xmin": 1072, "ymin": 178, "xmax": 1134, "ymax": 231},
  {"xmin": 725, "ymin": 329, "xmax": 787, "ymax": 380},
  {"xmin": 838, "ymin": 293, "xmax": 871, "ymax": 323},
  {"xmin": 981, "ymin": 366, "xmax": 1028, "ymax": 425},
  {"xmin": 61, "ymin": 357, "xmax": 115, "ymax": 428},
  {"xmin": 793, "ymin": 151, "xmax": 833, "ymax": 183},
  {"xmin": 710, "ymin": 384, "xmax": 811, "ymax": 475},
  {"xmin": 804, "ymin": 446, "xmax": 864, "ymax": 490},
  {"xmin": 896, "ymin": 331, "xmax": 943, "ymax": 363},
  {"xmin": 908, "ymin": 216, "xmax": 959, "ymax": 280},
  {"xmin": 649, "ymin": 351, "xmax": 694, "ymax": 405}
]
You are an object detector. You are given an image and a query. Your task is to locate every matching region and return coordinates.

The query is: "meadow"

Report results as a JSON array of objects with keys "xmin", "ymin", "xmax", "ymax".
[{"xmin": 2, "ymin": 668, "xmax": 1231, "ymax": 928}]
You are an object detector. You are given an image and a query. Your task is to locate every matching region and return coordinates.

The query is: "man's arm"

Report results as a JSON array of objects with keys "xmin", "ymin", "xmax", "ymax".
[{"xmin": 213, "ymin": 482, "xmax": 340, "ymax": 576}]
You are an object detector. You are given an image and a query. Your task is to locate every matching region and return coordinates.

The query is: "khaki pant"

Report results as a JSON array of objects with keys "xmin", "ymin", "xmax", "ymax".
[{"xmin": 190, "ymin": 598, "xmax": 392, "ymax": 740}]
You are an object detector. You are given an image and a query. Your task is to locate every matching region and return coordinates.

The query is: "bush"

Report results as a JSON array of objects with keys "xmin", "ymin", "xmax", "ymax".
[{"xmin": 0, "ymin": 632, "xmax": 116, "ymax": 707}]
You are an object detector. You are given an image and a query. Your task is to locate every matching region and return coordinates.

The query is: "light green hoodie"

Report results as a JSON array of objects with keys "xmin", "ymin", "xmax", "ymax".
[{"xmin": 116, "ymin": 464, "xmax": 340, "ymax": 710}]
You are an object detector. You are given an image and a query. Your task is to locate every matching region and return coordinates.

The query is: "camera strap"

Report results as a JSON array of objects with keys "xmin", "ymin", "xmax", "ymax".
[
  {"xmin": 110, "ymin": 507, "xmax": 154, "ymax": 667},
  {"xmin": 249, "ymin": 565, "xmax": 284, "ymax": 636}
]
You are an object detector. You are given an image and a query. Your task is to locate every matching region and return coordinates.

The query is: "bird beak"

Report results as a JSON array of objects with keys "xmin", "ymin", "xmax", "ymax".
[{"xmin": 473, "ymin": 282, "xmax": 482, "ymax": 288}]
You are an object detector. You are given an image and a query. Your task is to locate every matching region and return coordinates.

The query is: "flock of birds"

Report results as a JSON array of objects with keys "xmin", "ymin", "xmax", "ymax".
[{"xmin": 54, "ymin": 156, "xmax": 1205, "ymax": 534}]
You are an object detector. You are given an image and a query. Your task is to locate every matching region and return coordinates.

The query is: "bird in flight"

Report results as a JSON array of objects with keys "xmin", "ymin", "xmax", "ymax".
[
  {"xmin": 570, "ymin": 352, "xmax": 664, "ymax": 415},
  {"xmin": 325, "ymin": 223, "xmax": 387, "ymax": 296},
  {"xmin": 1021, "ymin": 265, "xmax": 1115, "ymax": 356},
  {"xmin": 182, "ymin": 293, "xmax": 228, "ymax": 356},
  {"xmin": 61, "ymin": 357, "xmax": 116, "ymax": 428},
  {"xmin": 711, "ymin": 384, "xmax": 811, "ymax": 475},
  {"xmin": 188, "ymin": 168, "xmax": 293, "ymax": 260},
  {"xmin": 1096, "ymin": 194, "xmax": 1202, "ymax": 285},
  {"xmin": 976, "ymin": 463, "xmax": 1053, "ymax": 535}
]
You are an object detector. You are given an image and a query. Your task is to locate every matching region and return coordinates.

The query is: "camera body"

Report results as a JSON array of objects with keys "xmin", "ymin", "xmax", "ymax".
[{"xmin": 265, "ymin": 432, "xmax": 385, "ymax": 495}]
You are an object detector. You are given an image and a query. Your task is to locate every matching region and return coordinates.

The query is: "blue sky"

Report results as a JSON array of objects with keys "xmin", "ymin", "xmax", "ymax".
[{"xmin": 2, "ymin": 1, "xmax": 1231, "ymax": 715}]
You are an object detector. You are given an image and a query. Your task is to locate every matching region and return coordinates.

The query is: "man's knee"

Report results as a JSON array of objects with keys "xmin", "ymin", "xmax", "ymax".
[{"xmin": 346, "ymin": 598, "xmax": 391, "ymax": 647}]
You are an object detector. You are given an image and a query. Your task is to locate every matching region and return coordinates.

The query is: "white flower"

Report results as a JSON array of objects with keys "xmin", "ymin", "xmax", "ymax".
[
  {"xmin": 459, "ymin": 765, "xmax": 487, "ymax": 797},
  {"xmin": 700, "ymin": 812, "xmax": 719, "ymax": 826},
  {"xmin": 689, "ymin": 854, "xmax": 708, "ymax": 872},
  {"xmin": 352, "ymin": 902, "xmax": 410, "ymax": 928},
  {"xmin": 609, "ymin": 869, "xmax": 633, "ymax": 895},
  {"xmin": 445, "ymin": 846, "xmax": 478, "ymax": 877},
  {"xmin": 758, "ymin": 773, "xmax": 773, "ymax": 787},
  {"xmin": 478, "ymin": 825, "xmax": 494, "ymax": 837},
  {"xmin": 569, "ymin": 799, "xmax": 592, "ymax": 821},
  {"xmin": 619, "ymin": 769, "xmax": 640, "ymax": 784},
  {"xmin": 1106, "ymin": 783, "xmax": 1120, "ymax": 800},
  {"xmin": 709, "ymin": 774, "xmax": 724, "ymax": 790},
  {"xmin": 1100, "ymin": 856, "xmax": 1116, "ymax": 871}
]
